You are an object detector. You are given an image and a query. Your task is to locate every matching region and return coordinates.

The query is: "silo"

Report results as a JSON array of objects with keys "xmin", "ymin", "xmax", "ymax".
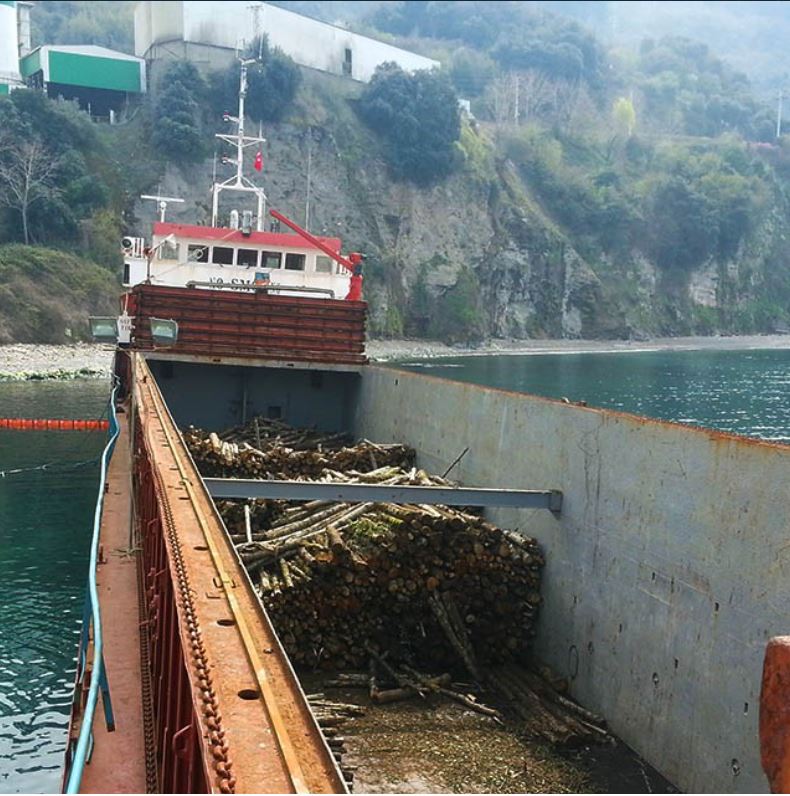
[{"xmin": 0, "ymin": 0, "xmax": 21, "ymax": 86}]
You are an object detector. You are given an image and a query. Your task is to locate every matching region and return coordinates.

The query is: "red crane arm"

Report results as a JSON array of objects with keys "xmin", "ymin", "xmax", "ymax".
[{"xmin": 269, "ymin": 209, "xmax": 355, "ymax": 273}]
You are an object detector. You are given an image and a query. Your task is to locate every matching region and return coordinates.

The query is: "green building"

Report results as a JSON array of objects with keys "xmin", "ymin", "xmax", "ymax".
[{"xmin": 20, "ymin": 44, "xmax": 146, "ymax": 117}]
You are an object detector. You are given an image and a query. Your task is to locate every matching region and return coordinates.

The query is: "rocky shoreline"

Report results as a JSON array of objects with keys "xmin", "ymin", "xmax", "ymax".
[
  {"xmin": 366, "ymin": 333, "xmax": 790, "ymax": 361},
  {"xmin": 0, "ymin": 343, "xmax": 115, "ymax": 382},
  {"xmin": 1, "ymin": 335, "xmax": 789, "ymax": 380}
]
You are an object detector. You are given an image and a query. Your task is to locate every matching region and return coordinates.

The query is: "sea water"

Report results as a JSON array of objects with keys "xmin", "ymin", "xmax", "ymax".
[
  {"xmin": 0, "ymin": 380, "xmax": 108, "ymax": 794},
  {"xmin": 397, "ymin": 347, "xmax": 790, "ymax": 442}
]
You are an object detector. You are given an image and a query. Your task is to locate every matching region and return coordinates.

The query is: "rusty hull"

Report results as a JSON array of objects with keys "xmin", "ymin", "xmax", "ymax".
[
  {"xmin": 130, "ymin": 284, "xmax": 367, "ymax": 366},
  {"xmin": 134, "ymin": 354, "xmax": 346, "ymax": 794}
]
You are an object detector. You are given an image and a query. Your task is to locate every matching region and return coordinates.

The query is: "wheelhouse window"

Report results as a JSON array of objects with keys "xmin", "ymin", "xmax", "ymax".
[
  {"xmin": 262, "ymin": 251, "xmax": 282, "ymax": 269},
  {"xmin": 237, "ymin": 248, "xmax": 259, "ymax": 268},
  {"xmin": 187, "ymin": 244, "xmax": 209, "ymax": 263},
  {"xmin": 315, "ymin": 255, "xmax": 333, "ymax": 274},
  {"xmin": 212, "ymin": 246, "xmax": 234, "ymax": 265},
  {"xmin": 285, "ymin": 253, "xmax": 306, "ymax": 271},
  {"xmin": 158, "ymin": 240, "xmax": 179, "ymax": 260}
]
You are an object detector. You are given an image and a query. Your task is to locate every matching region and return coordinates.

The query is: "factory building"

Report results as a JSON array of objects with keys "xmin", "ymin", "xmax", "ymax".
[
  {"xmin": 20, "ymin": 45, "xmax": 146, "ymax": 117},
  {"xmin": 134, "ymin": 0, "xmax": 439, "ymax": 82},
  {"xmin": 0, "ymin": 0, "xmax": 31, "ymax": 94},
  {"xmin": 0, "ymin": 0, "xmax": 145, "ymax": 117}
]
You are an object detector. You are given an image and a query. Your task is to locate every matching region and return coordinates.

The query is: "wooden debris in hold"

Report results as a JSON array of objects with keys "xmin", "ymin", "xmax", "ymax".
[
  {"xmin": 307, "ymin": 693, "xmax": 364, "ymax": 785},
  {"xmin": 189, "ymin": 418, "xmax": 610, "ymax": 751},
  {"xmin": 488, "ymin": 663, "xmax": 613, "ymax": 746}
]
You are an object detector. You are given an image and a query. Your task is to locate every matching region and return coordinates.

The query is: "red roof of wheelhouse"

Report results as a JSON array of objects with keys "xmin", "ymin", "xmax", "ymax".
[{"xmin": 153, "ymin": 222, "xmax": 343, "ymax": 253}]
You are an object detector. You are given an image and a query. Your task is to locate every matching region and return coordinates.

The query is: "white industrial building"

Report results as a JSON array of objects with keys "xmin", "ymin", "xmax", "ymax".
[
  {"xmin": 0, "ymin": 0, "xmax": 31, "ymax": 94},
  {"xmin": 134, "ymin": 0, "xmax": 440, "ymax": 82}
]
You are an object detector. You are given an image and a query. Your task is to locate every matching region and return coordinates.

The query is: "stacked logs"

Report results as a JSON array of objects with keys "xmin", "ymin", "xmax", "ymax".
[
  {"xmin": 187, "ymin": 417, "xmax": 611, "ymax": 749},
  {"xmin": 185, "ymin": 417, "xmax": 543, "ymax": 672},
  {"xmin": 184, "ymin": 424, "xmax": 415, "ymax": 480}
]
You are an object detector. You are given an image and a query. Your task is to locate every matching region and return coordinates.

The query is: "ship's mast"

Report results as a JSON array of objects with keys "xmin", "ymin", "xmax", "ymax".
[{"xmin": 212, "ymin": 59, "xmax": 267, "ymax": 230}]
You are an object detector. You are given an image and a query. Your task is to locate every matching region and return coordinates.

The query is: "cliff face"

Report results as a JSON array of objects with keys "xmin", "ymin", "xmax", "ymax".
[{"xmin": 135, "ymin": 73, "xmax": 790, "ymax": 342}]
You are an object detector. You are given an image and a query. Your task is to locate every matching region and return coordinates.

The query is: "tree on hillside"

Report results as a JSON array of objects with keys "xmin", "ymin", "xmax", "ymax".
[
  {"xmin": 210, "ymin": 36, "xmax": 301, "ymax": 124},
  {"xmin": 0, "ymin": 91, "xmax": 113, "ymax": 248},
  {"xmin": 31, "ymin": 1, "xmax": 135, "ymax": 54},
  {"xmin": 613, "ymin": 97, "xmax": 636, "ymax": 137},
  {"xmin": 152, "ymin": 61, "xmax": 207, "ymax": 163},
  {"xmin": 0, "ymin": 137, "xmax": 61, "ymax": 245},
  {"xmin": 636, "ymin": 36, "xmax": 761, "ymax": 138},
  {"xmin": 358, "ymin": 63, "xmax": 461, "ymax": 185}
]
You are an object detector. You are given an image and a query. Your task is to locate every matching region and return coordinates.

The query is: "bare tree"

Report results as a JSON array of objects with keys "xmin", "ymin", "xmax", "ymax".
[
  {"xmin": 485, "ymin": 70, "xmax": 588, "ymax": 131},
  {"xmin": 0, "ymin": 136, "xmax": 60, "ymax": 245}
]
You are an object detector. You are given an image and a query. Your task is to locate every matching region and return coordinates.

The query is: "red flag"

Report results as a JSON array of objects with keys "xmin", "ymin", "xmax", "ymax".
[{"xmin": 254, "ymin": 151, "xmax": 263, "ymax": 172}]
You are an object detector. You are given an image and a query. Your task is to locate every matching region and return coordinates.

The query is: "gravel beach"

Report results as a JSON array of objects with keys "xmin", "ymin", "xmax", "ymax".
[
  {"xmin": 366, "ymin": 333, "xmax": 790, "ymax": 361},
  {"xmin": 1, "ymin": 334, "xmax": 789, "ymax": 379},
  {"xmin": 0, "ymin": 343, "xmax": 115, "ymax": 380}
]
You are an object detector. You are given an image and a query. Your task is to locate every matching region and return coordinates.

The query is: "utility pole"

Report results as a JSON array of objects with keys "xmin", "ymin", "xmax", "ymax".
[
  {"xmin": 305, "ymin": 130, "xmax": 312, "ymax": 232},
  {"xmin": 513, "ymin": 73, "xmax": 520, "ymax": 125}
]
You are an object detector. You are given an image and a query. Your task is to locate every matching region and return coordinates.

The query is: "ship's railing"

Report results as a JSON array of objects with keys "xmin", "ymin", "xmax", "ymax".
[
  {"xmin": 133, "ymin": 396, "xmax": 211, "ymax": 792},
  {"xmin": 62, "ymin": 374, "xmax": 121, "ymax": 794}
]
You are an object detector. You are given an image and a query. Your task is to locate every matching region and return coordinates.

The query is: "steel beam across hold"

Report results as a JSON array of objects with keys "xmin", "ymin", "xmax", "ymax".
[{"xmin": 203, "ymin": 478, "xmax": 563, "ymax": 512}]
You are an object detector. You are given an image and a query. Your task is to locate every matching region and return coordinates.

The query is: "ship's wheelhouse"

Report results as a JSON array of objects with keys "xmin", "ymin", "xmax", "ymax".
[{"xmin": 123, "ymin": 222, "xmax": 351, "ymax": 299}]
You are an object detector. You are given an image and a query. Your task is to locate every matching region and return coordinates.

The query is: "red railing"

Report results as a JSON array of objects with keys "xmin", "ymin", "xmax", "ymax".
[{"xmin": 134, "ymin": 416, "xmax": 211, "ymax": 793}]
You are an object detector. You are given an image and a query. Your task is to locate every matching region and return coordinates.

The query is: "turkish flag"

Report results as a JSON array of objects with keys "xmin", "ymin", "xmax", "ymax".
[{"xmin": 254, "ymin": 151, "xmax": 263, "ymax": 172}]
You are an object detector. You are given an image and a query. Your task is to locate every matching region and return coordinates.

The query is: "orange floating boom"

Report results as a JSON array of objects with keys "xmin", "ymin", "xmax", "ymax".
[{"xmin": 0, "ymin": 418, "xmax": 109, "ymax": 431}]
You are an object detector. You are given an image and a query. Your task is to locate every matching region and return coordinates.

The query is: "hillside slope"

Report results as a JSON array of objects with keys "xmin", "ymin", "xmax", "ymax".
[
  {"xmin": 132, "ymin": 70, "xmax": 790, "ymax": 342},
  {"xmin": 0, "ymin": 245, "xmax": 118, "ymax": 344}
]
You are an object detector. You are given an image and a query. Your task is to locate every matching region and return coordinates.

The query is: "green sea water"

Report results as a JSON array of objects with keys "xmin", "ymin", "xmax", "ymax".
[
  {"xmin": 397, "ymin": 347, "xmax": 790, "ymax": 442},
  {"xmin": 0, "ymin": 380, "xmax": 108, "ymax": 794}
]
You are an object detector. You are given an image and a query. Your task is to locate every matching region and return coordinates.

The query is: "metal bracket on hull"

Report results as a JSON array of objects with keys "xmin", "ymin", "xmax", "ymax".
[{"xmin": 204, "ymin": 478, "xmax": 563, "ymax": 513}]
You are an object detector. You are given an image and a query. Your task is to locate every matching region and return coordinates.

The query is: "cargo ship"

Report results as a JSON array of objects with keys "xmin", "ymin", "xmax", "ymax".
[{"xmin": 61, "ymin": 62, "xmax": 790, "ymax": 795}]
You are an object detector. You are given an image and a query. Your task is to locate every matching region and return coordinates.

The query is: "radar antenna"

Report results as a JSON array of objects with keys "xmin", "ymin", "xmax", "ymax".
[{"xmin": 141, "ymin": 192, "xmax": 184, "ymax": 222}]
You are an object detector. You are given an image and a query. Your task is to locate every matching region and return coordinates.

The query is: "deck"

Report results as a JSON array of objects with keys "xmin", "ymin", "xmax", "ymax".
[{"xmin": 79, "ymin": 413, "xmax": 148, "ymax": 793}]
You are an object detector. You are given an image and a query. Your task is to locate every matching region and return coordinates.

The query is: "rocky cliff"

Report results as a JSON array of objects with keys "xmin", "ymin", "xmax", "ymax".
[{"xmin": 133, "ymin": 70, "xmax": 790, "ymax": 342}]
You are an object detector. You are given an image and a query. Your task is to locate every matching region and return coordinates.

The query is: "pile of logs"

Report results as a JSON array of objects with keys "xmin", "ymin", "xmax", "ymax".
[
  {"xmin": 184, "ymin": 422, "xmax": 414, "ymax": 480},
  {"xmin": 185, "ymin": 417, "xmax": 542, "ymax": 672},
  {"xmin": 187, "ymin": 417, "xmax": 610, "ymax": 748},
  {"xmin": 223, "ymin": 496, "xmax": 542, "ymax": 671}
]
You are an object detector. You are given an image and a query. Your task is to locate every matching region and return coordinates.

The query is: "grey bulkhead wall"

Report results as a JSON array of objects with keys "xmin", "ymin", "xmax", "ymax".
[
  {"xmin": 148, "ymin": 360, "xmax": 360, "ymax": 432},
  {"xmin": 352, "ymin": 365, "xmax": 790, "ymax": 794}
]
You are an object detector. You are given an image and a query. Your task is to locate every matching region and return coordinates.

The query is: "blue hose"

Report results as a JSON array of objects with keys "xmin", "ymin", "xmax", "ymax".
[{"xmin": 64, "ymin": 376, "xmax": 121, "ymax": 794}]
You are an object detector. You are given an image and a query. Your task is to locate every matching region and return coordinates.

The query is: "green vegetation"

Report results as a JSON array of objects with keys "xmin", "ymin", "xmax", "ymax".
[
  {"xmin": 209, "ymin": 37, "xmax": 302, "ymax": 124},
  {"xmin": 630, "ymin": 37, "xmax": 774, "ymax": 140},
  {"xmin": 152, "ymin": 61, "xmax": 207, "ymax": 164},
  {"xmin": 428, "ymin": 266, "xmax": 486, "ymax": 343},
  {"xmin": 501, "ymin": 126, "xmax": 769, "ymax": 270},
  {"xmin": 31, "ymin": 0, "xmax": 135, "ymax": 54},
  {"xmin": 357, "ymin": 63, "xmax": 461, "ymax": 184},
  {"xmin": 0, "ymin": 244, "xmax": 118, "ymax": 343},
  {"xmin": 0, "ymin": 90, "xmax": 115, "ymax": 256}
]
